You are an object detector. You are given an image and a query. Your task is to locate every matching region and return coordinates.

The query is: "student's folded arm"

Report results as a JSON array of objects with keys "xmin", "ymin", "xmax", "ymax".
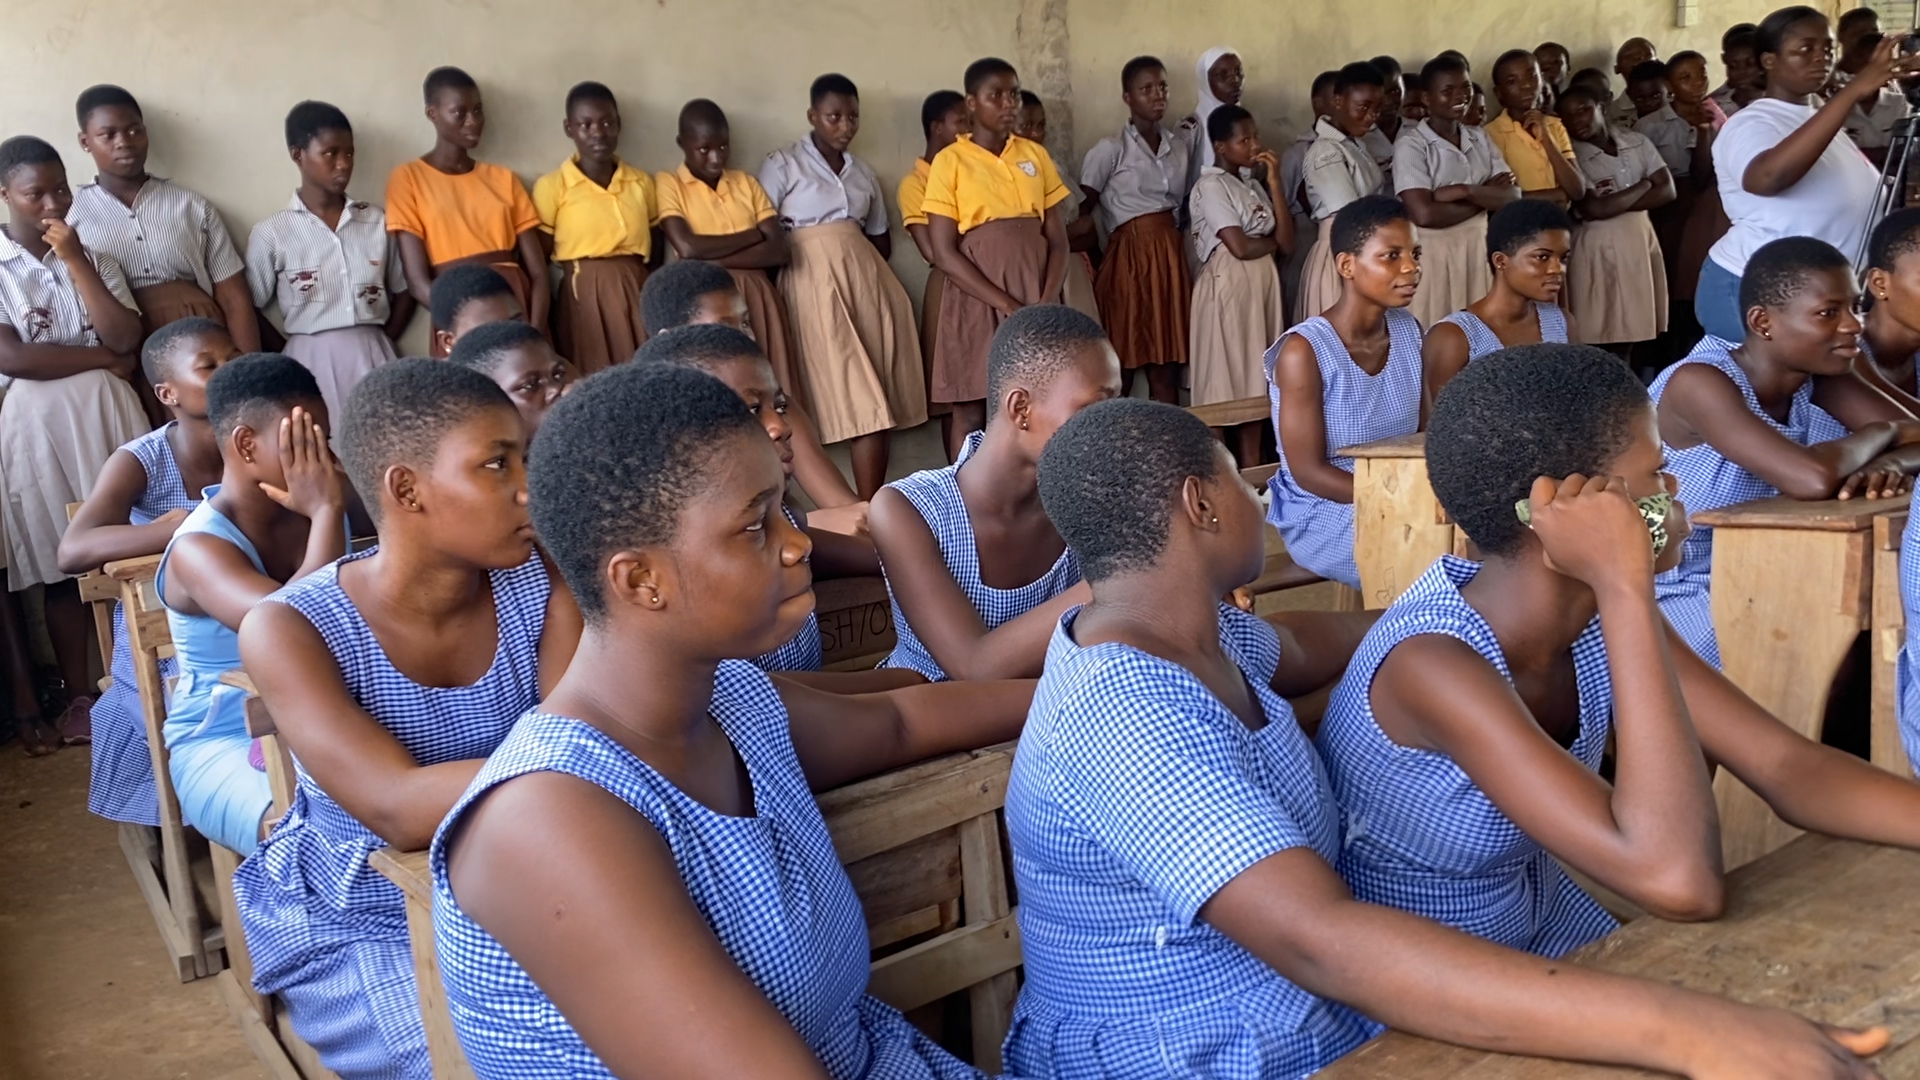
[
  {"xmin": 1273, "ymin": 338, "xmax": 1354, "ymax": 503},
  {"xmin": 1263, "ymin": 609, "xmax": 1380, "ymax": 698},
  {"xmin": 394, "ymin": 232, "xmax": 436, "ymax": 308},
  {"xmin": 1576, "ymin": 179, "xmax": 1648, "ymax": 221},
  {"xmin": 1469, "ymin": 180, "xmax": 1524, "ymax": 211},
  {"xmin": 1422, "ymin": 322, "xmax": 1473, "ymax": 404},
  {"xmin": 0, "ymin": 327, "xmax": 126, "ymax": 381},
  {"xmin": 1399, "ymin": 187, "xmax": 1480, "ymax": 229},
  {"xmin": 904, "ymin": 222, "xmax": 937, "ymax": 266},
  {"xmin": 1549, "ymin": 145, "xmax": 1588, "ymax": 201},
  {"xmin": 1373, "ymin": 631, "xmax": 1723, "ymax": 920},
  {"xmin": 1670, "ymin": 621, "xmax": 1920, "ymax": 851},
  {"xmin": 239, "ymin": 601, "xmax": 485, "ymax": 851},
  {"xmin": 1662, "ymin": 365, "xmax": 1898, "ymax": 499},
  {"xmin": 868, "ymin": 486, "xmax": 1090, "ymax": 681},
  {"xmin": 57, "ymin": 450, "xmax": 181, "ymax": 575},
  {"xmin": 443, "ymin": 773, "xmax": 834, "ymax": 1079},
  {"xmin": 714, "ymin": 221, "xmax": 790, "ymax": 272},
  {"xmin": 780, "ymin": 676, "xmax": 1035, "ymax": 792},
  {"xmin": 657, "ymin": 216, "xmax": 758, "ymax": 262},
  {"xmin": 927, "ymin": 214, "xmax": 1021, "ymax": 314},
  {"xmin": 1631, "ymin": 167, "xmax": 1678, "ymax": 211},
  {"xmin": 805, "ymin": 524, "xmax": 881, "ymax": 578},
  {"xmin": 1216, "ymin": 225, "xmax": 1278, "ymax": 262}
]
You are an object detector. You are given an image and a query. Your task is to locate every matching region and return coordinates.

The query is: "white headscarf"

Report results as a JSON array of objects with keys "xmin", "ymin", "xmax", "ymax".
[{"xmin": 1192, "ymin": 46, "xmax": 1242, "ymax": 169}]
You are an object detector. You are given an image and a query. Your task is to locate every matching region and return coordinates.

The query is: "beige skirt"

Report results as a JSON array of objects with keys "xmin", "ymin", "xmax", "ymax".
[
  {"xmin": 1190, "ymin": 246, "xmax": 1287, "ymax": 406},
  {"xmin": 1409, "ymin": 213, "xmax": 1492, "ymax": 330},
  {"xmin": 1, "ymin": 371, "xmax": 149, "ymax": 588},
  {"xmin": 1570, "ymin": 211, "xmax": 1669, "ymax": 345},
  {"xmin": 1062, "ymin": 252, "xmax": 1101, "ymax": 324},
  {"xmin": 1280, "ymin": 210, "xmax": 1315, "ymax": 319},
  {"xmin": 1295, "ymin": 217, "xmax": 1341, "ymax": 327},
  {"xmin": 733, "ymin": 268, "xmax": 806, "ymax": 412},
  {"xmin": 779, "ymin": 221, "xmax": 928, "ymax": 444},
  {"xmin": 283, "ymin": 325, "xmax": 398, "ymax": 433}
]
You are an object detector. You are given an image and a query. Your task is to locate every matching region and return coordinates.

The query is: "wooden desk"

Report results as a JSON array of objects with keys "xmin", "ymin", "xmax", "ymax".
[
  {"xmin": 1693, "ymin": 497, "xmax": 1893, "ymax": 868},
  {"xmin": 1318, "ymin": 834, "xmax": 1920, "ymax": 1077},
  {"xmin": 370, "ymin": 849, "xmax": 473, "ymax": 1080},
  {"xmin": 1873, "ymin": 511, "xmax": 1913, "ymax": 778},
  {"xmin": 1342, "ymin": 432, "xmax": 1461, "ymax": 610}
]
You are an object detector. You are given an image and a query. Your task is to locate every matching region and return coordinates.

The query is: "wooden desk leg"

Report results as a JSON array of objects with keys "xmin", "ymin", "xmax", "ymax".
[
  {"xmin": 1351, "ymin": 457, "xmax": 1454, "ymax": 610},
  {"xmin": 1873, "ymin": 518, "xmax": 1913, "ymax": 777},
  {"xmin": 1710, "ymin": 527, "xmax": 1870, "ymax": 868},
  {"xmin": 958, "ymin": 814, "xmax": 1014, "ymax": 1072},
  {"xmin": 401, "ymin": 887, "xmax": 476, "ymax": 1080}
]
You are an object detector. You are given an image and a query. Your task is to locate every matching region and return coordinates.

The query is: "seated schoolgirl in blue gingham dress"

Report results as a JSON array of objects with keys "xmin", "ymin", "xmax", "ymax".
[
  {"xmin": 1898, "ymin": 488, "xmax": 1920, "ymax": 775},
  {"xmin": 231, "ymin": 548, "xmax": 553, "ymax": 1080},
  {"xmin": 881, "ymin": 431, "xmax": 1082, "ymax": 682},
  {"xmin": 1437, "ymin": 302, "xmax": 1570, "ymax": 362},
  {"xmin": 89, "ymin": 424, "xmax": 197, "ymax": 826},
  {"xmin": 1649, "ymin": 337, "xmax": 1849, "ymax": 668},
  {"xmin": 1265, "ymin": 309, "xmax": 1424, "ymax": 589},
  {"xmin": 1316, "ymin": 556, "xmax": 1620, "ymax": 959},
  {"xmin": 752, "ymin": 504, "xmax": 823, "ymax": 672},
  {"xmin": 1001, "ymin": 602, "xmax": 1380, "ymax": 1078},
  {"xmin": 429, "ymin": 661, "xmax": 983, "ymax": 1080}
]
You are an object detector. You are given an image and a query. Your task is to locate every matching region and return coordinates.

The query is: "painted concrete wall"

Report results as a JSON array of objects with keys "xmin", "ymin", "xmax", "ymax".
[{"xmin": 0, "ymin": 0, "xmax": 1796, "ymax": 349}]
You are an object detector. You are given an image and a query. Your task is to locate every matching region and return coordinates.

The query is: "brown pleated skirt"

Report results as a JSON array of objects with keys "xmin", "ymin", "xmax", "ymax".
[
  {"xmin": 1189, "ymin": 246, "xmax": 1287, "ymax": 405},
  {"xmin": 132, "ymin": 279, "xmax": 223, "ymax": 337},
  {"xmin": 920, "ymin": 266, "xmax": 951, "ymax": 419},
  {"xmin": 932, "ymin": 218, "xmax": 1050, "ymax": 404},
  {"xmin": 778, "ymin": 221, "xmax": 928, "ymax": 444},
  {"xmin": 732, "ymin": 268, "xmax": 806, "ymax": 412},
  {"xmin": 1095, "ymin": 211, "xmax": 1190, "ymax": 370},
  {"xmin": 1295, "ymin": 217, "xmax": 1342, "ymax": 327},
  {"xmin": 1063, "ymin": 252, "xmax": 1102, "ymax": 325},
  {"xmin": 428, "ymin": 261, "xmax": 533, "ymax": 359},
  {"xmin": 1569, "ymin": 211, "xmax": 1669, "ymax": 345},
  {"xmin": 1409, "ymin": 213, "xmax": 1492, "ymax": 330},
  {"xmin": 558, "ymin": 255, "xmax": 648, "ymax": 375}
]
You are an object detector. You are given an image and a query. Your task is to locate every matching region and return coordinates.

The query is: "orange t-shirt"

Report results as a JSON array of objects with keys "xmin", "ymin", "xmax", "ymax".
[{"xmin": 384, "ymin": 159, "xmax": 540, "ymax": 265}]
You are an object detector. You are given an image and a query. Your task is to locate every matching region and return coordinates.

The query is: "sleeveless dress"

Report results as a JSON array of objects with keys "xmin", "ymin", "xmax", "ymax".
[
  {"xmin": 1436, "ymin": 302, "xmax": 1571, "ymax": 363},
  {"xmin": 751, "ymin": 503, "xmax": 824, "ymax": 672},
  {"xmin": 1317, "ymin": 556, "xmax": 1620, "ymax": 958},
  {"xmin": 1002, "ymin": 604, "xmax": 1378, "ymax": 1079},
  {"xmin": 231, "ymin": 548, "xmax": 552, "ymax": 1080},
  {"xmin": 1649, "ymin": 337, "xmax": 1849, "ymax": 668},
  {"xmin": 89, "ymin": 424, "xmax": 197, "ymax": 826},
  {"xmin": 1897, "ymin": 488, "xmax": 1920, "ymax": 775},
  {"xmin": 1264, "ymin": 309, "xmax": 1425, "ymax": 588},
  {"xmin": 880, "ymin": 431, "xmax": 1082, "ymax": 682},
  {"xmin": 428, "ymin": 662, "xmax": 983, "ymax": 1080},
  {"xmin": 157, "ymin": 492, "xmax": 274, "ymax": 855}
]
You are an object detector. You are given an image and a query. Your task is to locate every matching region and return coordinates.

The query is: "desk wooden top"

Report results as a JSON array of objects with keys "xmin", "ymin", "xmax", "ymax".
[
  {"xmin": 1318, "ymin": 834, "xmax": 1920, "ymax": 1077},
  {"xmin": 1691, "ymin": 496, "xmax": 1900, "ymax": 533},
  {"xmin": 1188, "ymin": 395, "xmax": 1270, "ymax": 429},
  {"xmin": 1340, "ymin": 431, "xmax": 1427, "ymax": 459},
  {"xmin": 103, "ymin": 553, "xmax": 162, "ymax": 581},
  {"xmin": 371, "ymin": 847, "xmax": 431, "ymax": 906}
]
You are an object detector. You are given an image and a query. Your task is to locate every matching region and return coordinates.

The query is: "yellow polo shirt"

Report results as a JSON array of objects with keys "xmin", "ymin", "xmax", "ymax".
[
  {"xmin": 653, "ymin": 164, "xmax": 776, "ymax": 236},
  {"xmin": 922, "ymin": 134, "xmax": 1069, "ymax": 234},
  {"xmin": 532, "ymin": 157, "xmax": 656, "ymax": 262},
  {"xmin": 898, "ymin": 158, "xmax": 932, "ymax": 228},
  {"xmin": 1484, "ymin": 113, "xmax": 1579, "ymax": 194}
]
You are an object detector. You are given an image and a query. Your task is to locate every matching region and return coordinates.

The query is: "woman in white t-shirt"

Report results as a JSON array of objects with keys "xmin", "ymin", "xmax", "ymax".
[{"xmin": 1698, "ymin": 5, "xmax": 1915, "ymax": 342}]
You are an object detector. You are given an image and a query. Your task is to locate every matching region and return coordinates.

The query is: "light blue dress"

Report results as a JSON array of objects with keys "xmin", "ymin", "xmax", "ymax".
[
  {"xmin": 89, "ymin": 423, "xmax": 196, "ymax": 826},
  {"xmin": 1649, "ymin": 336, "xmax": 1849, "ymax": 667},
  {"xmin": 1264, "ymin": 310, "xmax": 1425, "ymax": 588},
  {"xmin": 428, "ymin": 661, "xmax": 984, "ymax": 1080},
  {"xmin": 1317, "ymin": 556, "xmax": 1620, "ymax": 958},
  {"xmin": 881, "ymin": 431, "xmax": 1082, "ymax": 682},
  {"xmin": 1434, "ymin": 302, "xmax": 1570, "ymax": 363},
  {"xmin": 157, "ymin": 491, "xmax": 273, "ymax": 855},
  {"xmin": 1002, "ymin": 604, "xmax": 1379, "ymax": 1079},
  {"xmin": 232, "ymin": 548, "xmax": 551, "ymax": 1080}
]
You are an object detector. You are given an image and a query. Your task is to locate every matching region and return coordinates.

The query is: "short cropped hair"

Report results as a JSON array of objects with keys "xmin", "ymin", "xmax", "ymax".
[
  {"xmin": 678, "ymin": 98, "xmax": 728, "ymax": 134},
  {"xmin": 285, "ymin": 101, "xmax": 351, "ymax": 150},
  {"xmin": 1557, "ymin": 85, "xmax": 1604, "ymax": 110},
  {"xmin": 1839, "ymin": 6, "xmax": 1880, "ymax": 33},
  {"xmin": 1628, "ymin": 59, "xmax": 1670, "ymax": 84},
  {"xmin": 423, "ymin": 66, "xmax": 477, "ymax": 104},
  {"xmin": 565, "ymin": 81, "xmax": 617, "ymax": 115},
  {"xmin": 1369, "ymin": 55, "xmax": 1405, "ymax": 80},
  {"xmin": 639, "ymin": 259, "xmax": 736, "ymax": 335},
  {"xmin": 631, "ymin": 322, "xmax": 762, "ymax": 375},
  {"xmin": 529, "ymin": 363, "xmax": 762, "ymax": 620},
  {"xmin": 430, "ymin": 264, "xmax": 514, "ymax": 332},
  {"xmin": 985, "ymin": 304, "xmax": 1109, "ymax": 420},
  {"xmin": 1331, "ymin": 195, "xmax": 1408, "ymax": 257},
  {"xmin": 965, "ymin": 57, "xmax": 1018, "ymax": 95},
  {"xmin": 1869, "ymin": 207, "xmax": 1920, "ymax": 271},
  {"xmin": 921, "ymin": 90, "xmax": 965, "ymax": 138},
  {"xmin": 1208, "ymin": 104, "xmax": 1253, "ymax": 144},
  {"xmin": 1121, "ymin": 55, "xmax": 1166, "ymax": 89},
  {"xmin": 1019, "ymin": 89, "xmax": 1043, "ymax": 109},
  {"xmin": 0, "ymin": 136, "xmax": 63, "ymax": 185},
  {"xmin": 1723, "ymin": 23, "xmax": 1759, "ymax": 51},
  {"xmin": 1422, "ymin": 54, "xmax": 1470, "ymax": 84},
  {"xmin": 448, "ymin": 320, "xmax": 549, "ymax": 378},
  {"xmin": 1670, "ymin": 49, "xmax": 1708, "ymax": 70},
  {"xmin": 1494, "ymin": 49, "xmax": 1538, "ymax": 80},
  {"xmin": 206, "ymin": 353, "xmax": 324, "ymax": 443},
  {"xmin": 1038, "ymin": 398, "xmax": 1223, "ymax": 583},
  {"xmin": 810, "ymin": 73, "xmax": 858, "ymax": 105},
  {"xmin": 1536, "ymin": 41, "xmax": 1571, "ymax": 60},
  {"xmin": 1757, "ymin": 6, "xmax": 1826, "ymax": 59},
  {"xmin": 141, "ymin": 316, "xmax": 229, "ymax": 385},
  {"xmin": 1311, "ymin": 70, "xmax": 1341, "ymax": 98},
  {"xmin": 1740, "ymin": 236, "xmax": 1852, "ymax": 313},
  {"xmin": 1486, "ymin": 198, "xmax": 1575, "ymax": 261},
  {"xmin": 1335, "ymin": 61, "xmax": 1386, "ymax": 95},
  {"xmin": 76, "ymin": 84, "xmax": 140, "ymax": 128},
  {"xmin": 337, "ymin": 359, "xmax": 514, "ymax": 523},
  {"xmin": 1428, "ymin": 344, "xmax": 1650, "ymax": 557}
]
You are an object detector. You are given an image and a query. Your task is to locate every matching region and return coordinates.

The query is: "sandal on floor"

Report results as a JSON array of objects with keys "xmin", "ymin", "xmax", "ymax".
[
  {"xmin": 57, "ymin": 695, "xmax": 93, "ymax": 746},
  {"xmin": 18, "ymin": 718, "xmax": 60, "ymax": 757}
]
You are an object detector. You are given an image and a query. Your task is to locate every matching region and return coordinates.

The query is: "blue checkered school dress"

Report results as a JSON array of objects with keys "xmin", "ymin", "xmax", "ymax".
[
  {"xmin": 428, "ymin": 662, "xmax": 984, "ymax": 1080},
  {"xmin": 1649, "ymin": 337, "xmax": 1850, "ymax": 668},
  {"xmin": 1435, "ymin": 302, "xmax": 1570, "ymax": 363},
  {"xmin": 1316, "ymin": 556, "xmax": 1620, "ymax": 958},
  {"xmin": 1265, "ymin": 310, "xmax": 1424, "ymax": 589},
  {"xmin": 1898, "ymin": 489, "xmax": 1920, "ymax": 774},
  {"xmin": 880, "ymin": 431, "xmax": 1082, "ymax": 682},
  {"xmin": 752, "ymin": 504, "xmax": 824, "ymax": 672},
  {"xmin": 88, "ymin": 424, "xmax": 197, "ymax": 826},
  {"xmin": 230, "ymin": 548, "xmax": 552, "ymax": 1080},
  {"xmin": 1001, "ymin": 603, "xmax": 1379, "ymax": 1079}
]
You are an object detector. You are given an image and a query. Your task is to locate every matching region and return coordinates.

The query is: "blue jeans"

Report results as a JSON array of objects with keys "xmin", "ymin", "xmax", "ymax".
[{"xmin": 1695, "ymin": 257, "xmax": 1745, "ymax": 344}]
